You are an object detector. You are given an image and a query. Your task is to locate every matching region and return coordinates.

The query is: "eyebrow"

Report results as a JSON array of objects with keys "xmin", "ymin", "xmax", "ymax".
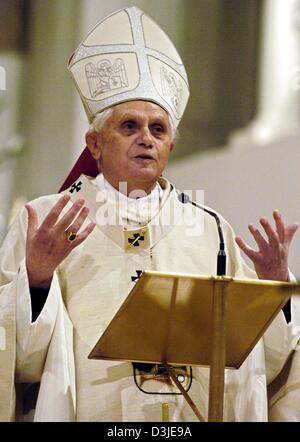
[{"xmin": 118, "ymin": 113, "xmax": 167, "ymax": 125}]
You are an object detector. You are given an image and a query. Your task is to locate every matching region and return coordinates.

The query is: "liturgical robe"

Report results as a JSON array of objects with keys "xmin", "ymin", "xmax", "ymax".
[{"xmin": 0, "ymin": 175, "xmax": 299, "ymax": 421}]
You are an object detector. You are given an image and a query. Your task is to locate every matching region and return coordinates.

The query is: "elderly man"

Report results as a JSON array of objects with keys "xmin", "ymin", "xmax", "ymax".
[{"xmin": 0, "ymin": 6, "xmax": 299, "ymax": 422}]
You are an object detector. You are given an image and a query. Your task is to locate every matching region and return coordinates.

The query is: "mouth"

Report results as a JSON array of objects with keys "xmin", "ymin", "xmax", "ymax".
[{"xmin": 133, "ymin": 154, "xmax": 155, "ymax": 161}]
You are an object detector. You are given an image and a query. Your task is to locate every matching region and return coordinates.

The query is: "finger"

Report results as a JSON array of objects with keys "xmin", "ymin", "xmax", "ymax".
[
  {"xmin": 248, "ymin": 224, "xmax": 268, "ymax": 251},
  {"xmin": 41, "ymin": 195, "xmax": 71, "ymax": 229},
  {"xmin": 235, "ymin": 236, "xmax": 260, "ymax": 262},
  {"xmin": 72, "ymin": 222, "xmax": 96, "ymax": 246},
  {"xmin": 55, "ymin": 198, "xmax": 85, "ymax": 232},
  {"xmin": 25, "ymin": 204, "xmax": 39, "ymax": 237},
  {"xmin": 285, "ymin": 223, "xmax": 300, "ymax": 246},
  {"xmin": 259, "ymin": 217, "xmax": 279, "ymax": 247},
  {"xmin": 67, "ymin": 206, "xmax": 90, "ymax": 233},
  {"xmin": 273, "ymin": 210, "xmax": 285, "ymax": 243}
]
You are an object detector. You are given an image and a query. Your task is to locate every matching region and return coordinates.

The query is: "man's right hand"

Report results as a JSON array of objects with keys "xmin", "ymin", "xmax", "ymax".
[{"xmin": 25, "ymin": 194, "xmax": 96, "ymax": 289}]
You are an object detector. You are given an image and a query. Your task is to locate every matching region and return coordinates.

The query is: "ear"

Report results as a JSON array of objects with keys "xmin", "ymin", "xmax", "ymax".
[
  {"xmin": 86, "ymin": 132, "xmax": 102, "ymax": 160},
  {"xmin": 169, "ymin": 142, "xmax": 174, "ymax": 153}
]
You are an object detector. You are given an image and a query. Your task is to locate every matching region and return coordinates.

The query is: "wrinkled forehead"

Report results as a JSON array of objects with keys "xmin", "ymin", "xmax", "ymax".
[{"xmin": 111, "ymin": 100, "xmax": 171, "ymax": 122}]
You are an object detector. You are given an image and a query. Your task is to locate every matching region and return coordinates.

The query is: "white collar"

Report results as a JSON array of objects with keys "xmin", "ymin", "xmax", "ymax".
[
  {"xmin": 94, "ymin": 173, "xmax": 163, "ymax": 203},
  {"xmin": 94, "ymin": 173, "xmax": 163, "ymax": 226}
]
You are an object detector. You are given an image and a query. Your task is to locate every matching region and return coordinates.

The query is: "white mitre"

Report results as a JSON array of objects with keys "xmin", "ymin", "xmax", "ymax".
[{"xmin": 68, "ymin": 6, "xmax": 190, "ymax": 129}]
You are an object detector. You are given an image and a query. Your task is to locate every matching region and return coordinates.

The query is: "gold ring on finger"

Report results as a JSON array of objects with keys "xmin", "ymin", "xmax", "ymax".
[{"xmin": 65, "ymin": 230, "xmax": 77, "ymax": 242}]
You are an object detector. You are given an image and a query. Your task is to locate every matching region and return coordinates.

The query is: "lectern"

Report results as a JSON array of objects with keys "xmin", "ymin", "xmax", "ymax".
[{"xmin": 89, "ymin": 270, "xmax": 300, "ymax": 421}]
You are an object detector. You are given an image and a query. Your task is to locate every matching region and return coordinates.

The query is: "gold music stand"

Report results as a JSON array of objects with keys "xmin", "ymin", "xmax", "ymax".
[{"xmin": 89, "ymin": 270, "xmax": 300, "ymax": 421}]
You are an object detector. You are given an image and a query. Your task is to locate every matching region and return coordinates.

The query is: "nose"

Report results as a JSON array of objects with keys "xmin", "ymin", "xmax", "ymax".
[{"xmin": 137, "ymin": 127, "xmax": 153, "ymax": 147}]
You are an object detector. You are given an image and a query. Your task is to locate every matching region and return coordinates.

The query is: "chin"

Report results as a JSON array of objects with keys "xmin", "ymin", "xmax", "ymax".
[
  {"xmin": 136, "ymin": 172, "xmax": 159, "ymax": 184},
  {"xmin": 131, "ymin": 166, "xmax": 159, "ymax": 180}
]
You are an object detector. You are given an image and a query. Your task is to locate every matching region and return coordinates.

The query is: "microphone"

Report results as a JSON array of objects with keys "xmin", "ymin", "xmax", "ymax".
[{"xmin": 178, "ymin": 193, "xmax": 227, "ymax": 276}]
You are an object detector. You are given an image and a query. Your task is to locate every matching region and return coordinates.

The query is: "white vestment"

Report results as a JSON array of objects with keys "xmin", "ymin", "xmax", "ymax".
[{"xmin": 0, "ymin": 174, "xmax": 299, "ymax": 422}]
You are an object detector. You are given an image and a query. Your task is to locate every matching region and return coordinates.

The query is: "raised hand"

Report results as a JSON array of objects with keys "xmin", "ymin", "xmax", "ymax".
[
  {"xmin": 25, "ymin": 195, "xmax": 96, "ymax": 288},
  {"xmin": 235, "ymin": 210, "xmax": 299, "ymax": 281}
]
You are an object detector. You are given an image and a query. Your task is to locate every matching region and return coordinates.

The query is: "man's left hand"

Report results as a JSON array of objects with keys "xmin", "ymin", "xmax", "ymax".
[{"xmin": 235, "ymin": 210, "xmax": 299, "ymax": 281}]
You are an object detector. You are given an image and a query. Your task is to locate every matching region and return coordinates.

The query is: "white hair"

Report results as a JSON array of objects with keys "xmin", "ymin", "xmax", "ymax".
[
  {"xmin": 87, "ymin": 106, "xmax": 178, "ymax": 141},
  {"xmin": 87, "ymin": 108, "xmax": 113, "ymax": 135}
]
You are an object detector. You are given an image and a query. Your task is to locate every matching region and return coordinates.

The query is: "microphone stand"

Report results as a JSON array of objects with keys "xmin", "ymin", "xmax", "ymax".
[
  {"xmin": 178, "ymin": 192, "xmax": 228, "ymax": 419},
  {"xmin": 177, "ymin": 193, "xmax": 227, "ymax": 276}
]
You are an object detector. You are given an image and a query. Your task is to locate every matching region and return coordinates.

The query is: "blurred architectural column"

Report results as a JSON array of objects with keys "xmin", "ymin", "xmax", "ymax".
[
  {"xmin": 14, "ymin": 0, "xmax": 80, "ymax": 202},
  {"xmin": 0, "ymin": 55, "xmax": 24, "ymax": 242},
  {"xmin": 171, "ymin": 0, "xmax": 261, "ymax": 159},
  {"xmin": 0, "ymin": 0, "xmax": 26, "ymax": 242},
  {"xmin": 231, "ymin": 0, "xmax": 300, "ymax": 146}
]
